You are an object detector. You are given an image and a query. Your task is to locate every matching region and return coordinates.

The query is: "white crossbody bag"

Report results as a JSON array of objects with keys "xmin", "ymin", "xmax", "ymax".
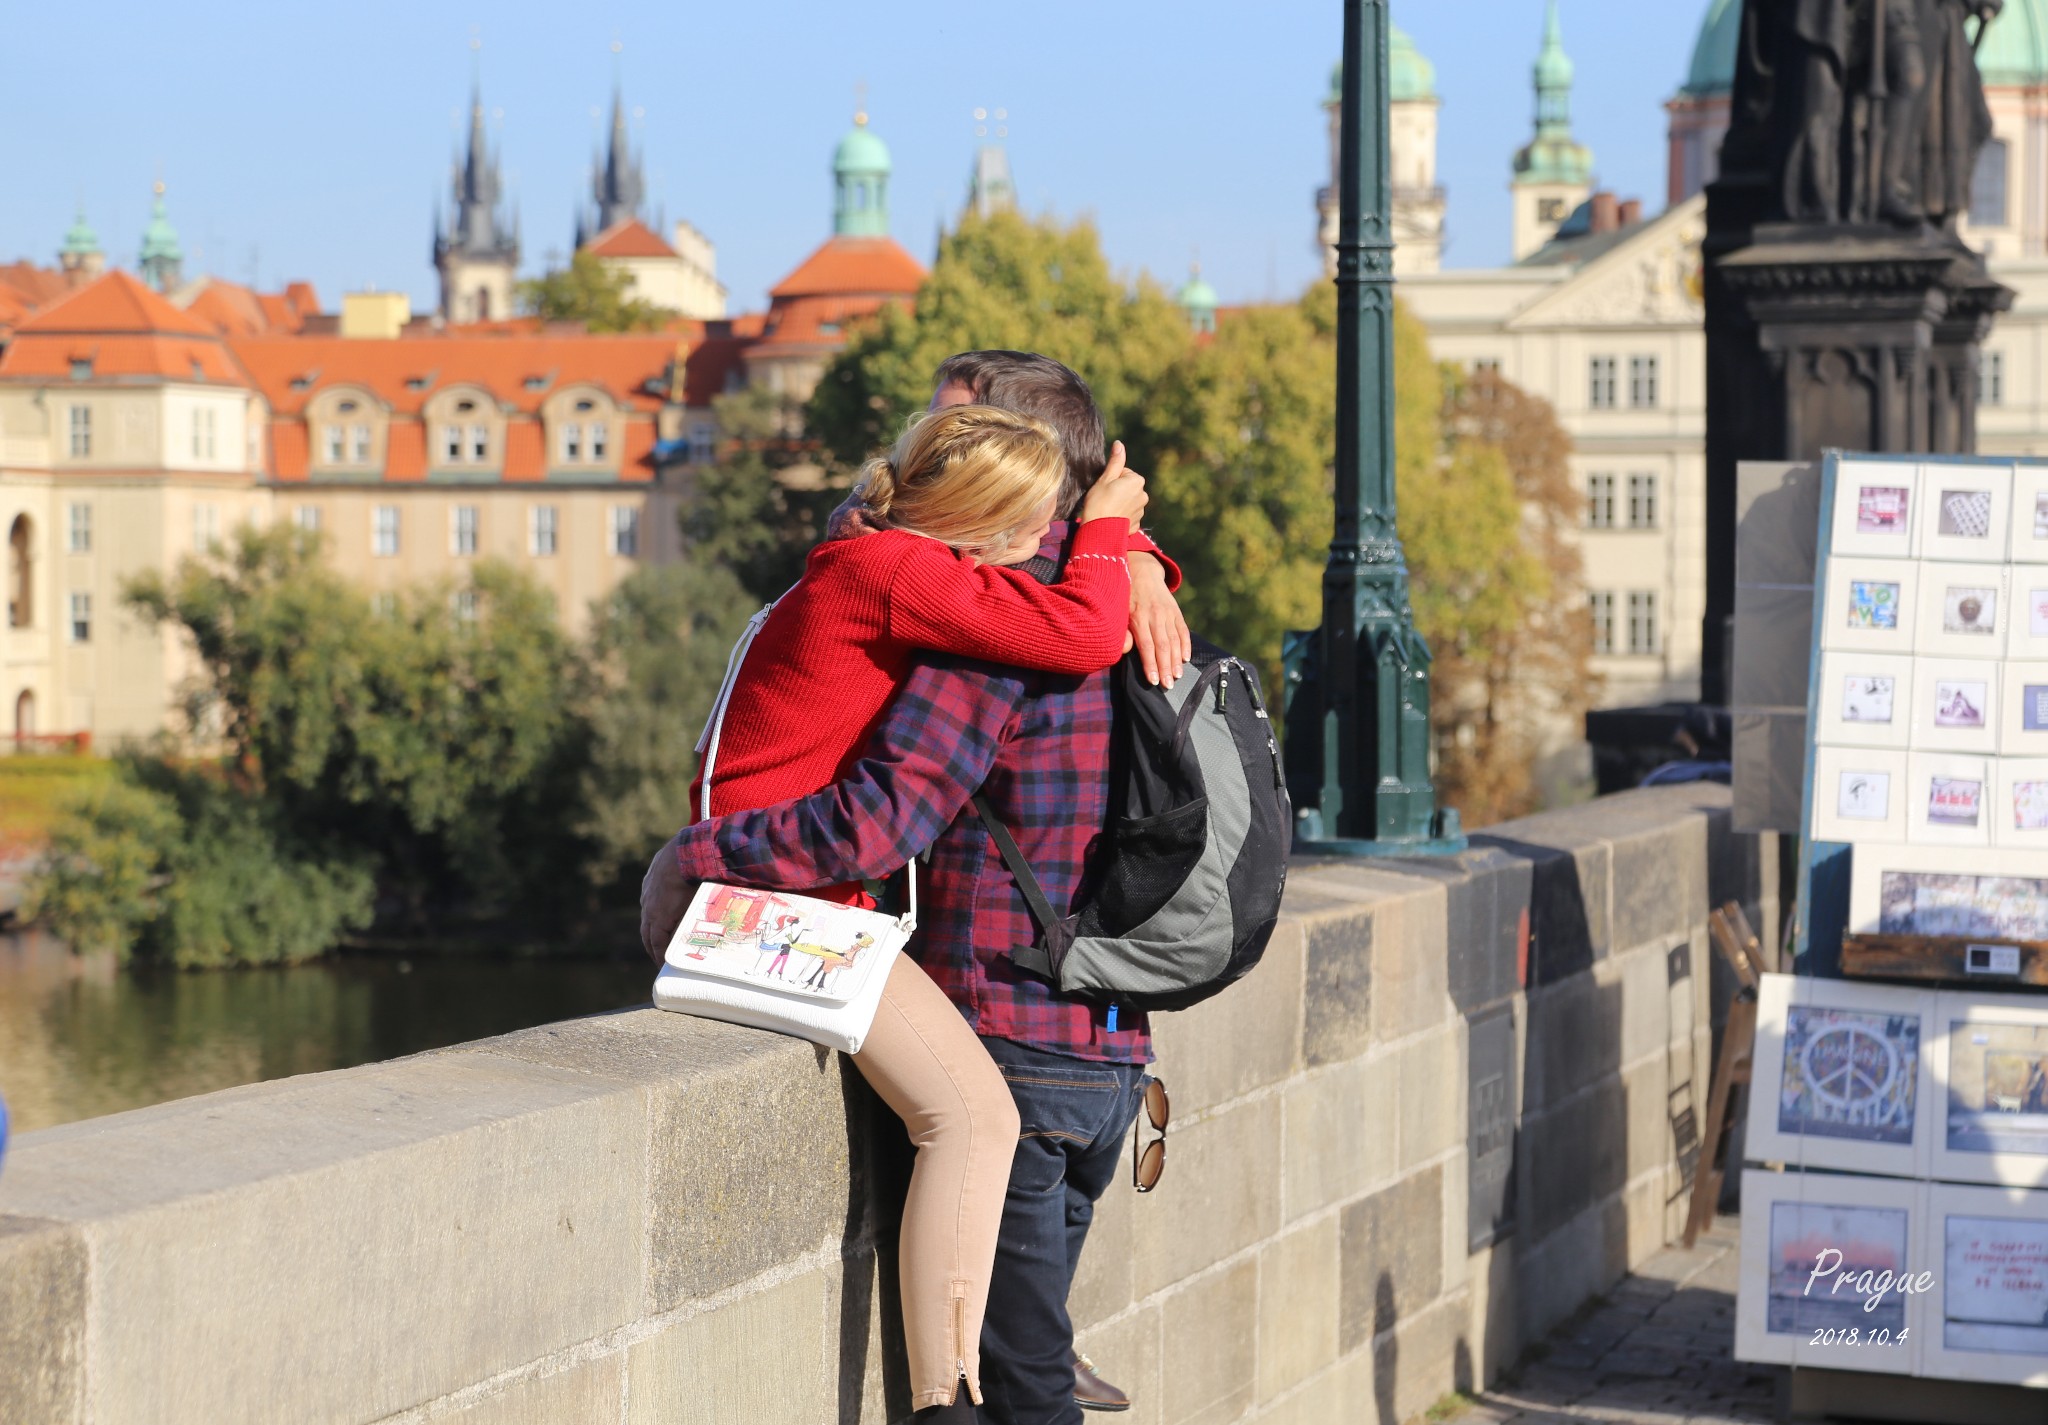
[{"xmin": 651, "ymin": 601, "xmax": 913, "ymax": 1054}]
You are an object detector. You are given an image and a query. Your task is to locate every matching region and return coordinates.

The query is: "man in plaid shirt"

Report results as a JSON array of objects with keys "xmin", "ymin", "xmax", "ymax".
[{"xmin": 659, "ymin": 352, "xmax": 1189, "ymax": 1425}]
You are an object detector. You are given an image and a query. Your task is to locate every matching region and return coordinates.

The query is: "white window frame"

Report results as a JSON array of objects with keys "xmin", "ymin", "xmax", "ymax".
[
  {"xmin": 1628, "ymin": 355, "xmax": 1659, "ymax": 409},
  {"xmin": 192, "ymin": 503, "xmax": 219, "ymax": 553},
  {"xmin": 688, "ymin": 422, "xmax": 717, "ymax": 465},
  {"xmin": 609, "ymin": 504, "xmax": 639, "ymax": 557},
  {"xmin": 1627, "ymin": 590, "xmax": 1660, "ymax": 655},
  {"xmin": 324, "ymin": 423, "xmax": 344, "ymax": 464},
  {"xmin": 590, "ymin": 421, "xmax": 609, "ymax": 460},
  {"xmin": 529, "ymin": 505, "xmax": 558, "ymax": 557},
  {"xmin": 1589, "ymin": 591, "xmax": 1615, "ymax": 655},
  {"xmin": 452, "ymin": 588, "xmax": 479, "ymax": 623},
  {"xmin": 192, "ymin": 407, "xmax": 217, "ymax": 460},
  {"xmin": 68, "ymin": 405, "xmax": 91, "ymax": 458},
  {"xmin": 68, "ymin": 591, "xmax": 91, "ymax": 644},
  {"xmin": 294, "ymin": 505, "xmax": 322, "ymax": 533},
  {"xmin": 1586, "ymin": 474, "xmax": 1616, "ymax": 530},
  {"xmin": 468, "ymin": 424, "xmax": 489, "ymax": 462},
  {"xmin": 67, "ymin": 502, "xmax": 91, "ymax": 554},
  {"xmin": 372, "ymin": 505, "xmax": 400, "ymax": 558},
  {"xmin": 561, "ymin": 422, "xmax": 582, "ymax": 463},
  {"xmin": 451, "ymin": 505, "xmax": 479, "ymax": 557},
  {"xmin": 350, "ymin": 423, "xmax": 371, "ymax": 464},
  {"xmin": 1587, "ymin": 356, "xmax": 1617, "ymax": 411},
  {"xmin": 441, "ymin": 424, "xmax": 463, "ymax": 463},
  {"xmin": 1626, "ymin": 473, "xmax": 1659, "ymax": 530}
]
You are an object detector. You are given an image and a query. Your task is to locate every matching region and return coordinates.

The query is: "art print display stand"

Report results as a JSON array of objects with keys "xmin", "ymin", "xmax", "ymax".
[{"xmin": 1734, "ymin": 454, "xmax": 2048, "ymax": 1406}]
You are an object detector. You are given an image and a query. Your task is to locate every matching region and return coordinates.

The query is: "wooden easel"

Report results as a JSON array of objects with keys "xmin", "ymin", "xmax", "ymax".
[{"xmin": 1683, "ymin": 902, "xmax": 1770, "ymax": 1247}]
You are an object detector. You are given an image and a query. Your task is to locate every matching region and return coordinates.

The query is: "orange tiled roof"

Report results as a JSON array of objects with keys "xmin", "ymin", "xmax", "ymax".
[
  {"xmin": 584, "ymin": 218, "xmax": 677, "ymax": 260},
  {"xmin": 752, "ymin": 291, "xmax": 909, "ymax": 353},
  {"xmin": 0, "ymin": 270, "xmax": 253, "ymax": 384},
  {"xmin": 0, "ymin": 261, "xmax": 75, "ymax": 315},
  {"xmin": 768, "ymin": 236, "xmax": 925, "ymax": 301}
]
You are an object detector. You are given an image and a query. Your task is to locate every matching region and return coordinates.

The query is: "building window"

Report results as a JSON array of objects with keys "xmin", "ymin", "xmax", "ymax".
[
  {"xmin": 1589, "ymin": 591, "xmax": 1615, "ymax": 654},
  {"xmin": 530, "ymin": 505, "xmax": 558, "ymax": 557},
  {"xmin": 295, "ymin": 505, "xmax": 321, "ymax": 533},
  {"xmin": 441, "ymin": 425, "xmax": 463, "ymax": 463},
  {"xmin": 610, "ymin": 505, "xmax": 640, "ymax": 557},
  {"xmin": 193, "ymin": 408, "xmax": 217, "ymax": 460},
  {"xmin": 1587, "ymin": 474, "xmax": 1617, "ymax": 529},
  {"xmin": 451, "ymin": 505, "xmax": 479, "ymax": 556},
  {"xmin": 452, "ymin": 588, "xmax": 479, "ymax": 623},
  {"xmin": 372, "ymin": 505, "xmax": 400, "ymax": 558},
  {"xmin": 371, "ymin": 591, "xmax": 397, "ymax": 618},
  {"xmin": 1627, "ymin": 473, "xmax": 1659, "ymax": 530},
  {"xmin": 67, "ymin": 503, "xmax": 91, "ymax": 553},
  {"xmin": 1471, "ymin": 358, "xmax": 1501, "ymax": 377},
  {"xmin": 324, "ymin": 424, "xmax": 345, "ymax": 463},
  {"xmin": 1628, "ymin": 355, "xmax": 1659, "ymax": 409},
  {"xmin": 1982, "ymin": 350, "xmax": 2005, "ymax": 406},
  {"xmin": 70, "ymin": 358, "xmax": 93, "ymax": 381},
  {"xmin": 68, "ymin": 592, "xmax": 90, "ymax": 644},
  {"xmin": 1588, "ymin": 356, "xmax": 1617, "ymax": 410},
  {"xmin": 562, "ymin": 422, "xmax": 582, "ymax": 462},
  {"xmin": 350, "ymin": 423, "xmax": 371, "ymax": 464},
  {"xmin": 1538, "ymin": 196, "xmax": 1567, "ymax": 223},
  {"xmin": 468, "ymin": 424, "xmax": 489, "ymax": 462},
  {"xmin": 590, "ymin": 422, "xmax": 609, "ymax": 460},
  {"xmin": 1972, "ymin": 137, "xmax": 2010, "ymax": 227},
  {"xmin": 1627, "ymin": 590, "xmax": 1660, "ymax": 655},
  {"xmin": 192, "ymin": 503, "xmax": 219, "ymax": 553},
  {"xmin": 68, "ymin": 405, "xmax": 91, "ymax": 457},
  {"xmin": 688, "ymin": 422, "xmax": 717, "ymax": 464}
]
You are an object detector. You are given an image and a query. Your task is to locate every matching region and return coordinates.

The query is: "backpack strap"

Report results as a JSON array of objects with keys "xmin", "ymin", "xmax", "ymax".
[{"xmin": 972, "ymin": 794, "xmax": 1061, "ymax": 980}]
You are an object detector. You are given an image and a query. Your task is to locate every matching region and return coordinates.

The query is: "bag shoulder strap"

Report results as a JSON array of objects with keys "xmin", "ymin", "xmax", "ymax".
[
  {"xmin": 695, "ymin": 591, "xmax": 790, "ymax": 824},
  {"xmin": 972, "ymin": 794, "xmax": 1057, "ymax": 978}
]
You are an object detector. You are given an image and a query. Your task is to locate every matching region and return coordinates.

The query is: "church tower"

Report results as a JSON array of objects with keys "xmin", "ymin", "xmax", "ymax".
[
  {"xmin": 1510, "ymin": 0, "xmax": 1594, "ymax": 260},
  {"xmin": 60, "ymin": 206, "xmax": 106, "ymax": 286},
  {"xmin": 833, "ymin": 110, "xmax": 892, "ymax": 237},
  {"xmin": 577, "ymin": 85, "xmax": 647, "ymax": 247},
  {"xmin": 434, "ymin": 82, "xmax": 521, "ymax": 324},
  {"xmin": 138, "ymin": 182, "xmax": 183, "ymax": 292},
  {"xmin": 1318, "ymin": 24, "xmax": 1445, "ymax": 278},
  {"xmin": 965, "ymin": 108, "xmax": 1017, "ymax": 220}
]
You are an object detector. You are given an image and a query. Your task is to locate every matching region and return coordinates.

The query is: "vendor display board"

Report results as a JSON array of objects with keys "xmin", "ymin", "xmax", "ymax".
[{"xmin": 1795, "ymin": 455, "xmax": 2048, "ymax": 980}]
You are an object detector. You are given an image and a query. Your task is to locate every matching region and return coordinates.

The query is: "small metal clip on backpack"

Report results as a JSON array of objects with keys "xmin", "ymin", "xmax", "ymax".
[{"xmin": 977, "ymin": 634, "xmax": 1292, "ymax": 1014}]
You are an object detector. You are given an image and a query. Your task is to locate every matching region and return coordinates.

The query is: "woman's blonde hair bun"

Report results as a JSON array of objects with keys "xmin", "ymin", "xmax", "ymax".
[{"xmin": 856, "ymin": 405, "xmax": 1065, "ymax": 557}]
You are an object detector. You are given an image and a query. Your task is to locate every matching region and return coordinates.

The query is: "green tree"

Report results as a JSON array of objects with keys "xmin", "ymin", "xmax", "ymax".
[
  {"xmin": 682, "ymin": 386, "xmax": 845, "ymax": 602},
  {"xmin": 574, "ymin": 561, "xmax": 755, "ymax": 880},
  {"xmin": 806, "ymin": 210, "xmax": 1191, "ymax": 480},
  {"xmin": 516, "ymin": 249, "xmax": 670, "ymax": 332},
  {"xmin": 22, "ymin": 773, "xmax": 180, "ymax": 958}
]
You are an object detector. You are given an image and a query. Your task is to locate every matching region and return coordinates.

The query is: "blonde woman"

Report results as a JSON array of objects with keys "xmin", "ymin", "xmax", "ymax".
[{"xmin": 673, "ymin": 404, "xmax": 1146, "ymax": 1417}]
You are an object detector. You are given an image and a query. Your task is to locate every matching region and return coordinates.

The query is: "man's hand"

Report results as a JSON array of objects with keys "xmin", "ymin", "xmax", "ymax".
[
  {"xmin": 1128, "ymin": 553, "xmax": 1191, "ymax": 686},
  {"xmin": 640, "ymin": 833, "xmax": 698, "ymax": 968}
]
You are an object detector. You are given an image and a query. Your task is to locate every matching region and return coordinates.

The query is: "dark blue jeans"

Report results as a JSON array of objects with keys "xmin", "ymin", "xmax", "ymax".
[{"xmin": 975, "ymin": 1036, "xmax": 1148, "ymax": 1425}]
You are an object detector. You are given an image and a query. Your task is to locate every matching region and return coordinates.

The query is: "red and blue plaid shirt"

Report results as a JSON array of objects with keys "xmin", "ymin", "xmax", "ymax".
[{"xmin": 672, "ymin": 525, "xmax": 1152, "ymax": 1064}]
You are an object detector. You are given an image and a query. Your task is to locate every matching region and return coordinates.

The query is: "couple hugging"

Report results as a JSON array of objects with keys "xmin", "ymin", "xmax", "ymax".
[{"xmin": 641, "ymin": 350, "xmax": 1192, "ymax": 1424}]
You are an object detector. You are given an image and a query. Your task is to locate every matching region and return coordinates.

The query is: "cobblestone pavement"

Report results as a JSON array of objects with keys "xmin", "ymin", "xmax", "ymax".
[{"xmin": 1443, "ymin": 1216, "xmax": 1778, "ymax": 1425}]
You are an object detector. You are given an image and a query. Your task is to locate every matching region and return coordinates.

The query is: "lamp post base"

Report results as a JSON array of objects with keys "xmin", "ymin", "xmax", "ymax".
[{"xmin": 1292, "ymin": 807, "xmax": 1467, "ymax": 858}]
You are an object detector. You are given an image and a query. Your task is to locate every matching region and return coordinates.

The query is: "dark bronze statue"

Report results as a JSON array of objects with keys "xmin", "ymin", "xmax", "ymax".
[{"xmin": 1729, "ymin": 0, "xmax": 2001, "ymax": 230}]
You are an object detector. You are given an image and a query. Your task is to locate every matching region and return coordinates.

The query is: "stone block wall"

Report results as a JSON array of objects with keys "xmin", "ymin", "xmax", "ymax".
[{"xmin": 0, "ymin": 784, "xmax": 1769, "ymax": 1424}]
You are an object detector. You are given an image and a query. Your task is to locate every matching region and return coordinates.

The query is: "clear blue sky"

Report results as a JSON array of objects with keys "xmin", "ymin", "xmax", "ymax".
[{"xmin": 0, "ymin": 1, "xmax": 1708, "ymax": 315}]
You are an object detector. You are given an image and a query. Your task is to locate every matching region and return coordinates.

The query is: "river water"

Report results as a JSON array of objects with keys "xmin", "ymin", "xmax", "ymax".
[{"xmin": 0, "ymin": 930, "xmax": 657, "ymax": 1133}]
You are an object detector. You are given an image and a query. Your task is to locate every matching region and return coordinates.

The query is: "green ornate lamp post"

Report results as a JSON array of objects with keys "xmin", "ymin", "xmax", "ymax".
[{"xmin": 1284, "ymin": 0, "xmax": 1463, "ymax": 856}]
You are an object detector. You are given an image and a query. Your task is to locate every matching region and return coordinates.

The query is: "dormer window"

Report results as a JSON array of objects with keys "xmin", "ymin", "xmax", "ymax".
[
  {"xmin": 350, "ymin": 424, "xmax": 371, "ymax": 463},
  {"xmin": 562, "ymin": 422, "xmax": 582, "ymax": 462},
  {"xmin": 309, "ymin": 389, "xmax": 383, "ymax": 472},
  {"xmin": 70, "ymin": 358, "xmax": 92, "ymax": 381},
  {"xmin": 590, "ymin": 422, "xmax": 608, "ymax": 459},
  {"xmin": 325, "ymin": 425, "xmax": 345, "ymax": 463},
  {"xmin": 469, "ymin": 425, "xmax": 489, "ymax": 461}
]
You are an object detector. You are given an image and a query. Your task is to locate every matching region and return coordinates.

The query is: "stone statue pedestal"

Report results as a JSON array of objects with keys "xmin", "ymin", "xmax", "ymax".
[{"xmin": 1696, "ymin": 223, "xmax": 2011, "ymax": 703}]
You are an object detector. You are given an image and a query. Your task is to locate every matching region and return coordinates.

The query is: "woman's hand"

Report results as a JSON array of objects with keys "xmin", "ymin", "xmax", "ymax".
[{"xmin": 1079, "ymin": 440, "xmax": 1148, "ymax": 530}]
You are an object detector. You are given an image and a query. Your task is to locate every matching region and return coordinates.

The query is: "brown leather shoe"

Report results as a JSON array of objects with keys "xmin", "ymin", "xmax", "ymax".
[{"xmin": 1073, "ymin": 1351, "xmax": 1129, "ymax": 1412}]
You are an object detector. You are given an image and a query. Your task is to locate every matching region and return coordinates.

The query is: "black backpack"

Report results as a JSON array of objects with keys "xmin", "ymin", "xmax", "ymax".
[{"xmin": 977, "ymin": 633, "xmax": 1292, "ymax": 1012}]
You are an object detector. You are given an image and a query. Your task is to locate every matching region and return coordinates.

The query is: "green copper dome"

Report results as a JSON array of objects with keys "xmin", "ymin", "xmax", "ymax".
[
  {"xmin": 1534, "ymin": 0, "xmax": 1574, "ymax": 89},
  {"xmin": 1680, "ymin": 0, "xmax": 1740, "ymax": 96},
  {"xmin": 140, "ymin": 188, "xmax": 181, "ymax": 263},
  {"xmin": 1977, "ymin": 0, "xmax": 2048, "ymax": 85},
  {"xmin": 1389, "ymin": 25, "xmax": 1437, "ymax": 103},
  {"xmin": 62, "ymin": 206, "xmax": 100, "ymax": 258},
  {"xmin": 1177, "ymin": 265, "xmax": 1217, "ymax": 334},
  {"xmin": 834, "ymin": 115, "xmax": 892, "ymax": 176}
]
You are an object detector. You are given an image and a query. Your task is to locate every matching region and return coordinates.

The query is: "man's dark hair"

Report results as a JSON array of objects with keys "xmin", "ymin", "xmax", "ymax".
[{"xmin": 933, "ymin": 350, "xmax": 1106, "ymax": 517}]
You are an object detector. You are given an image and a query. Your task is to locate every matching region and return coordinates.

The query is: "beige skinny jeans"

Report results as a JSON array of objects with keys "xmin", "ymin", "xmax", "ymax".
[{"xmin": 852, "ymin": 953, "xmax": 1021, "ymax": 1409}]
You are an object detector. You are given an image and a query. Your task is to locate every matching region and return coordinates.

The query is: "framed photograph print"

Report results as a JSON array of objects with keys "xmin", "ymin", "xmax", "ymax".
[
  {"xmin": 2001, "ymin": 663, "xmax": 2048, "ymax": 757},
  {"xmin": 2008, "ymin": 464, "xmax": 2048, "ymax": 564},
  {"xmin": 1917, "ymin": 1183, "xmax": 2048, "ymax": 1385},
  {"xmin": 1735, "ymin": 1168, "xmax": 1925, "ymax": 1374},
  {"xmin": 1746, "ymin": 973, "xmax": 1934, "ymax": 1176},
  {"xmin": 1930, "ymin": 995, "xmax": 2048, "ymax": 1188},
  {"xmin": 1817, "ymin": 652, "xmax": 1916, "ymax": 749},
  {"xmin": 1812, "ymin": 747, "xmax": 1909, "ymax": 843},
  {"xmin": 1916, "ymin": 463, "xmax": 2012, "ymax": 564},
  {"xmin": 1822, "ymin": 557, "xmax": 1919, "ymax": 654},
  {"xmin": 1992, "ymin": 758, "xmax": 2048, "ymax": 850},
  {"xmin": 1907, "ymin": 752, "xmax": 1994, "ymax": 846},
  {"xmin": 2008, "ymin": 570, "xmax": 2048, "ymax": 660},
  {"xmin": 1914, "ymin": 563, "xmax": 2005, "ymax": 658},
  {"xmin": 1849, "ymin": 845, "xmax": 2048, "ymax": 941},
  {"xmin": 1830, "ymin": 461, "xmax": 1921, "ymax": 559},
  {"xmin": 1908, "ymin": 658, "xmax": 2001, "ymax": 755}
]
